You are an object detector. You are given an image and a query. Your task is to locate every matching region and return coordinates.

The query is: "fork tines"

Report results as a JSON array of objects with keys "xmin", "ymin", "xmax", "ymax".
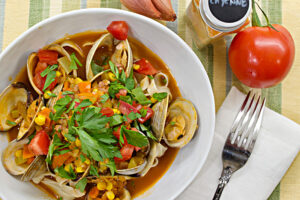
[{"xmin": 228, "ymin": 90, "xmax": 266, "ymax": 151}]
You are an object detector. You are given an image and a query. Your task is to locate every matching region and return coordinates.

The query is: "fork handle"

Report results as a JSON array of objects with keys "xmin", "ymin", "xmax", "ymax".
[{"xmin": 212, "ymin": 167, "xmax": 233, "ymax": 200}]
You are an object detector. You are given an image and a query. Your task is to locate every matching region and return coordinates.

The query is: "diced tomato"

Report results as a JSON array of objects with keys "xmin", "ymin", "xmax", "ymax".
[
  {"xmin": 35, "ymin": 62, "xmax": 48, "ymax": 74},
  {"xmin": 119, "ymin": 100, "xmax": 138, "ymax": 115},
  {"xmin": 100, "ymin": 107, "xmax": 114, "ymax": 117},
  {"xmin": 138, "ymin": 107, "xmax": 154, "ymax": 124},
  {"xmin": 114, "ymin": 144, "xmax": 134, "ymax": 163},
  {"xmin": 51, "ymin": 151, "xmax": 71, "ymax": 169},
  {"xmin": 107, "ymin": 21, "xmax": 129, "ymax": 40},
  {"xmin": 89, "ymin": 186, "xmax": 100, "ymax": 199},
  {"xmin": 28, "ymin": 130, "xmax": 50, "ymax": 156},
  {"xmin": 22, "ymin": 144, "xmax": 35, "ymax": 159},
  {"xmin": 132, "ymin": 101, "xmax": 143, "ymax": 110},
  {"xmin": 37, "ymin": 49, "xmax": 58, "ymax": 65},
  {"xmin": 115, "ymin": 89, "xmax": 127, "ymax": 99},
  {"xmin": 134, "ymin": 58, "xmax": 158, "ymax": 75},
  {"xmin": 78, "ymin": 81, "xmax": 91, "ymax": 93}
]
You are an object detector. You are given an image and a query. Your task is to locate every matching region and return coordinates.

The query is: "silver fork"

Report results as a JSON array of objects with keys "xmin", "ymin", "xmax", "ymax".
[{"xmin": 212, "ymin": 91, "xmax": 266, "ymax": 200}]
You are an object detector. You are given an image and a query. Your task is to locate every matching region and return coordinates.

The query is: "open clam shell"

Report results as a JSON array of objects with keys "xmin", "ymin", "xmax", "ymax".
[
  {"xmin": 111, "ymin": 39, "xmax": 133, "ymax": 77},
  {"xmin": 163, "ymin": 98, "xmax": 198, "ymax": 148},
  {"xmin": 116, "ymin": 131, "xmax": 150, "ymax": 176},
  {"xmin": 86, "ymin": 33, "xmax": 114, "ymax": 81},
  {"xmin": 0, "ymin": 83, "xmax": 29, "ymax": 131},
  {"xmin": 151, "ymin": 95, "xmax": 169, "ymax": 141},
  {"xmin": 138, "ymin": 141, "xmax": 167, "ymax": 177},
  {"xmin": 17, "ymin": 98, "xmax": 44, "ymax": 141},
  {"xmin": 2, "ymin": 138, "xmax": 46, "ymax": 181},
  {"xmin": 27, "ymin": 52, "xmax": 42, "ymax": 94}
]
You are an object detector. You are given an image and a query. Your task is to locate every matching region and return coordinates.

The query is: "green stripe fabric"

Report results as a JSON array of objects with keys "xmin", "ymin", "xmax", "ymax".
[
  {"xmin": 0, "ymin": 0, "xmax": 5, "ymax": 52},
  {"xmin": 263, "ymin": 0, "xmax": 282, "ymax": 199},
  {"xmin": 29, "ymin": 0, "xmax": 50, "ymax": 28},
  {"xmin": 62, "ymin": 0, "xmax": 81, "ymax": 12},
  {"xmin": 166, "ymin": 0, "xmax": 178, "ymax": 33},
  {"xmin": 81, "ymin": 0, "xmax": 87, "ymax": 9},
  {"xmin": 101, "ymin": 0, "xmax": 121, "ymax": 9}
]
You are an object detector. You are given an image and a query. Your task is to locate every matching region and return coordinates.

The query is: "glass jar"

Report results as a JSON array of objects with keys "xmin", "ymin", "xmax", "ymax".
[{"xmin": 186, "ymin": 0, "xmax": 251, "ymax": 49}]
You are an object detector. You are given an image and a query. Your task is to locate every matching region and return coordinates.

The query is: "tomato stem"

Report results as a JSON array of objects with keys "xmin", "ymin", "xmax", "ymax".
[
  {"xmin": 251, "ymin": 0, "xmax": 261, "ymax": 27},
  {"xmin": 255, "ymin": 2, "xmax": 278, "ymax": 31}
]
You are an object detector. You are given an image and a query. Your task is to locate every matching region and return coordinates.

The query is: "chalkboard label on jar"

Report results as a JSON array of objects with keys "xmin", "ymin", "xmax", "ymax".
[{"xmin": 208, "ymin": 0, "xmax": 250, "ymax": 23}]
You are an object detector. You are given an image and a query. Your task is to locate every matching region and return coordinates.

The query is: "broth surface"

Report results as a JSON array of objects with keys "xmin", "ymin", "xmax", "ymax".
[{"xmin": 8, "ymin": 31, "xmax": 180, "ymax": 199}]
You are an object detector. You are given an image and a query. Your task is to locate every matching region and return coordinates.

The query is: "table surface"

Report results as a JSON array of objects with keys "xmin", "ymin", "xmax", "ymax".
[{"xmin": 0, "ymin": 0, "xmax": 299, "ymax": 200}]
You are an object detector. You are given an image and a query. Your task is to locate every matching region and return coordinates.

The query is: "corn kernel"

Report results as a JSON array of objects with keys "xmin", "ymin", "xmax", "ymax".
[
  {"xmin": 35, "ymin": 114, "xmax": 46, "ymax": 126},
  {"xmin": 97, "ymin": 181, "xmax": 107, "ymax": 191},
  {"xmin": 56, "ymin": 71, "xmax": 62, "ymax": 77},
  {"xmin": 15, "ymin": 150, "xmax": 23, "ymax": 158},
  {"xmin": 106, "ymin": 191, "xmax": 115, "ymax": 200},
  {"xmin": 74, "ymin": 159, "xmax": 82, "ymax": 167},
  {"xmin": 43, "ymin": 90, "xmax": 51, "ymax": 99},
  {"xmin": 115, "ymin": 198, "xmax": 120, "ymax": 200},
  {"xmin": 75, "ymin": 138, "xmax": 81, "ymax": 147},
  {"xmin": 133, "ymin": 64, "xmax": 140, "ymax": 70},
  {"xmin": 76, "ymin": 166, "xmax": 85, "ymax": 173},
  {"xmin": 64, "ymin": 163, "xmax": 74, "ymax": 172},
  {"xmin": 75, "ymin": 78, "xmax": 83, "ymax": 84},
  {"xmin": 106, "ymin": 181, "xmax": 113, "ymax": 191},
  {"xmin": 150, "ymin": 97, "xmax": 157, "ymax": 103},
  {"xmin": 108, "ymin": 72, "xmax": 117, "ymax": 82},
  {"xmin": 112, "ymin": 108, "xmax": 120, "ymax": 114},
  {"xmin": 84, "ymin": 158, "xmax": 90, "ymax": 165},
  {"xmin": 99, "ymin": 165, "xmax": 108, "ymax": 173},
  {"xmin": 92, "ymin": 88, "xmax": 98, "ymax": 93}
]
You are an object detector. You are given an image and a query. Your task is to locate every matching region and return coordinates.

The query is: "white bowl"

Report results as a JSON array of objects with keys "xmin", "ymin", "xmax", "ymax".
[{"xmin": 0, "ymin": 8, "xmax": 215, "ymax": 200}]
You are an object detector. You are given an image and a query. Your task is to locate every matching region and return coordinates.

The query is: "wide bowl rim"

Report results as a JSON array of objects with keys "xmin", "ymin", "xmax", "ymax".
[{"xmin": 0, "ymin": 8, "xmax": 215, "ymax": 200}]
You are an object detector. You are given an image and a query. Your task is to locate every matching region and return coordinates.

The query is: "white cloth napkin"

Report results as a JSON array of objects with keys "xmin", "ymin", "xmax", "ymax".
[{"xmin": 178, "ymin": 87, "xmax": 300, "ymax": 200}]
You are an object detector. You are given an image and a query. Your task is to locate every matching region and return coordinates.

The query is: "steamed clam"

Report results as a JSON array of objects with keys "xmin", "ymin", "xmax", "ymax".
[
  {"xmin": 163, "ymin": 98, "xmax": 198, "ymax": 148},
  {"xmin": 2, "ymin": 138, "xmax": 46, "ymax": 181},
  {"xmin": 0, "ymin": 83, "xmax": 28, "ymax": 131}
]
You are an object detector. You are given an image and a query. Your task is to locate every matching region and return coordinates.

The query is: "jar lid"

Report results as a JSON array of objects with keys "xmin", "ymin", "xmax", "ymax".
[{"xmin": 199, "ymin": 0, "xmax": 251, "ymax": 32}]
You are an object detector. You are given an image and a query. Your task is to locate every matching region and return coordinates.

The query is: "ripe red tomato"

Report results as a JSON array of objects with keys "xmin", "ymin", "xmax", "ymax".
[
  {"xmin": 100, "ymin": 107, "xmax": 114, "ymax": 117},
  {"xmin": 114, "ymin": 144, "xmax": 134, "ymax": 163},
  {"xmin": 28, "ymin": 130, "xmax": 50, "ymax": 155},
  {"xmin": 37, "ymin": 50, "xmax": 58, "ymax": 65},
  {"xmin": 134, "ymin": 58, "xmax": 158, "ymax": 75},
  {"xmin": 119, "ymin": 100, "xmax": 139, "ymax": 115},
  {"xmin": 229, "ymin": 24, "xmax": 295, "ymax": 88},
  {"xmin": 107, "ymin": 21, "xmax": 129, "ymax": 40},
  {"xmin": 137, "ymin": 107, "xmax": 154, "ymax": 124}
]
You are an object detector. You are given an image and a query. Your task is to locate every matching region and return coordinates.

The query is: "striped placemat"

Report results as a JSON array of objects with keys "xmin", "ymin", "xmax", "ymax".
[{"xmin": 0, "ymin": 0, "xmax": 299, "ymax": 199}]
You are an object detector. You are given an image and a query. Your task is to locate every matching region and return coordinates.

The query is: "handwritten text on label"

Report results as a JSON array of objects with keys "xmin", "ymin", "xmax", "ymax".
[{"xmin": 209, "ymin": 0, "xmax": 248, "ymax": 8}]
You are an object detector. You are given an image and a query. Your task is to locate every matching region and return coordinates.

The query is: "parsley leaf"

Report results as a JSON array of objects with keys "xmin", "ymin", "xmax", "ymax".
[
  {"xmin": 70, "ymin": 53, "xmax": 82, "ymax": 70},
  {"xmin": 170, "ymin": 121, "xmax": 176, "ymax": 126},
  {"xmin": 91, "ymin": 60, "xmax": 104, "ymax": 75},
  {"xmin": 147, "ymin": 75, "xmax": 154, "ymax": 80},
  {"xmin": 153, "ymin": 92, "xmax": 168, "ymax": 102},
  {"xmin": 48, "ymin": 92, "xmax": 57, "ymax": 97},
  {"xmin": 43, "ymin": 70, "xmax": 56, "ymax": 91},
  {"xmin": 139, "ymin": 108, "xmax": 147, "ymax": 118},
  {"xmin": 41, "ymin": 64, "xmax": 58, "ymax": 77},
  {"xmin": 6, "ymin": 120, "xmax": 16, "ymax": 126},
  {"xmin": 110, "ymin": 114, "xmax": 124, "ymax": 127},
  {"xmin": 89, "ymin": 165, "xmax": 99, "ymax": 177},
  {"xmin": 80, "ymin": 154, "xmax": 86, "ymax": 163},
  {"xmin": 132, "ymin": 87, "xmax": 151, "ymax": 105},
  {"xmin": 119, "ymin": 95, "xmax": 132, "ymax": 104},
  {"xmin": 46, "ymin": 134, "xmax": 64, "ymax": 164},
  {"xmin": 108, "ymin": 82, "xmax": 127, "ymax": 98},
  {"xmin": 105, "ymin": 160, "xmax": 117, "ymax": 176},
  {"xmin": 74, "ymin": 99, "xmax": 92, "ymax": 112},
  {"xmin": 62, "ymin": 91, "xmax": 74, "ymax": 95},
  {"xmin": 100, "ymin": 94, "xmax": 109, "ymax": 103},
  {"xmin": 139, "ymin": 123, "xmax": 157, "ymax": 141},
  {"xmin": 75, "ymin": 177, "xmax": 87, "ymax": 192},
  {"xmin": 53, "ymin": 95, "xmax": 73, "ymax": 121},
  {"xmin": 128, "ymin": 112, "xmax": 141, "ymax": 120},
  {"xmin": 54, "ymin": 165, "xmax": 76, "ymax": 180},
  {"xmin": 109, "ymin": 61, "xmax": 119, "ymax": 79},
  {"xmin": 122, "ymin": 127, "xmax": 149, "ymax": 147}
]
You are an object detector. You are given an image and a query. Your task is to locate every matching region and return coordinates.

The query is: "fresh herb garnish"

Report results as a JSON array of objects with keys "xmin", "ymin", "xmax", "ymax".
[
  {"xmin": 139, "ymin": 123, "xmax": 157, "ymax": 141},
  {"xmin": 105, "ymin": 160, "xmax": 117, "ymax": 176},
  {"xmin": 46, "ymin": 134, "xmax": 65, "ymax": 164},
  {"xmin": 40, "ymin": 64, "xmax": 58, "ymax": 77},
  {"xmin": 148, "ymin": 75, "xmax": 154, "ymax": 80},
  {"xmin": 62, "ymin": 91, "xmax": 74, "ymax": 95},
  {"xmin": 75, "ymin": 177, "xmax": 87, "ymax": 192},
  {"xmin": 48, "ymin": 92, "xmax": 57, "ymax": 97},
  {"xmin": 153, "ymin": 92, "xmax": 168, "ymax": 102},
  {"xmin": 132, "ymin": 87, "xmax": 151, "ymax": 105},
  {"xmin": 91, "ymin": 60, "xmax": 104, "ymax": 75},
  {"xmin": 139, "ymin": 108, "xmax": 147, "ymax": 118},
  {"xmin": 80, "ymin": 154, "xmax": 86, "ymax": 163},
  {"xmin": 6, "ymin": 120, "xmax": 16, "ymax": 126},
  {"xmin": 53, "ymin": 95, "xmax": 73, "ymax": 121},
  {"xmin": 121, "ymin": 126, "xmax": 148, "ymax": 147},
  {"xmin": 170, "ymin": 121, "xmax": 176, "ymax": 126},
  {"xmin": 110, "ymin": 114, "xmax": 124, "ymax": 127},
  {"xmin": 74, "ymin": 99, "xmax": 92, "ymax": 112},
  {"xmin": 100, "ymin": 94, "xmax": 109, "ymax": 103},
  {"xmin": 70, "ymin": 53, "xmax": 82, "ymax": 70},
  {"xmin": 108, "ymin": 82, "xmax": 127, "ymax": 98},
  {"xmin": 128, "ymin": 112, "xmax": 141, "ymax": 120},
  {"xmin": 43, "ymin": 70, "xmax": 56, "ymax": 91},
  {"xmin": 119, "ymin": 95, "xmax": 132, "ymax": 104},
  {"xmin": 54, "ymin": 165, "xmax": 76, "ymax": 180},
  {"xmin": 89, "ymin": 165, "xmax": 99, "ymax": 177},
  {"xmin": 109, "ymin": 61, "xmax": 119, "ymax": 79}
]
